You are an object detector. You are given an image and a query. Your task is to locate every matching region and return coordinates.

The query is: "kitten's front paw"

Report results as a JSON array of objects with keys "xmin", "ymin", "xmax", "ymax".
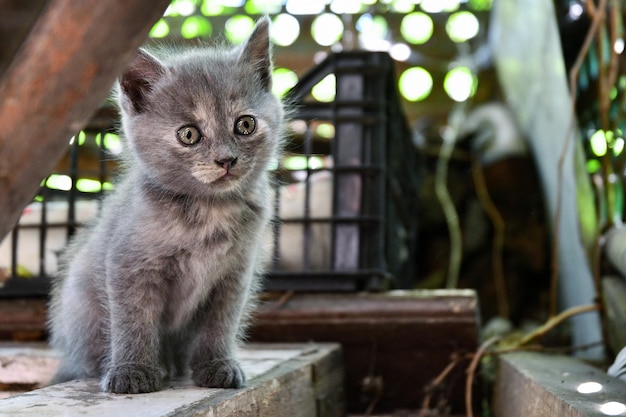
[
  {"xmin": 102, "ymin": 363, "xmax": 162, "ymax": 394},
  {"xmin": 192, "ymin": 358, "xmax": 246, "ymax": 389}
]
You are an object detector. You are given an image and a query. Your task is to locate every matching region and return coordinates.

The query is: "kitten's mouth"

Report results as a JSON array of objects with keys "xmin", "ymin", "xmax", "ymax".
[
  {"xmin": 218, "ymin": 171, "xmax": 237, "ymax": 181},
  {"xmin": 213, "ymin": 171, "xmax": 240, "ymax": 188}
]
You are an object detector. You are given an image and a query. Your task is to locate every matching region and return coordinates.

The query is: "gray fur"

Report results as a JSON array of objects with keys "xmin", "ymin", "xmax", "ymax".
[{"xmin": 48, "ymin": 17, "xmax": 283, "ymax": 394}]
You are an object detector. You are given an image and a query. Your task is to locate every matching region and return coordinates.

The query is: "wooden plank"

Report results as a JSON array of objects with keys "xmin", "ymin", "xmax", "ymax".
[
  {"xmin": 0, "ymin": 343, "xmax": 345, "ymax": 417},
  {"xmin": 0, "ymin": 0, "xmax": 170, "ymax": 241},
  {"xmin": 0, "ymin": 0, "xmax": 48, "ymax": 78},
  {"xmin": 494, "ymin": 352, "xmax": 626, "ymax": 417},
  {"xmin": 348, "ymin": 414, "xmax": 464, "ymax": 417},
  {"xmin": 250, "ymin": 290, "xmax": 479, "ymax": 413},
  {"xmin": 0, "ymin": 298, "xmax": 47, "ymax": 341}
]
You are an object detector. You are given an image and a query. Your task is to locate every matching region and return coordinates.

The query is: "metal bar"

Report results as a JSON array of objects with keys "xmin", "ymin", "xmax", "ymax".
[
  {"xmin": 67, "ymin": 130, "xmax": 80, "ymax": 239},
  {"xmin": 38, "ymin": 190, "xmax": 47, "ymax": 277},
  {"xmin": 10, "ymin": 225, "xmax": 18, "ymax": 279},
  {"xmin": 302, "ymin": 122, "xmax": 314, "ymax": 270}
]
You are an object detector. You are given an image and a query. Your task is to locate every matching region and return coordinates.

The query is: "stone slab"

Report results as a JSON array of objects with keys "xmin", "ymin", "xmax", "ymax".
[
  {"xmin": 0, "ymin": 343, "xmax": 344, "ymax": 417},
  {"xmin": 494, "ymin": 352, "xmax": 626, "ymax": 417}
]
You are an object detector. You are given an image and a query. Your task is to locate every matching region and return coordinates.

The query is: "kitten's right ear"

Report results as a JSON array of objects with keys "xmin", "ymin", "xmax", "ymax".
[{"xmin": 119, "ymin": 49, "xmax": 166, "ymax": 114}]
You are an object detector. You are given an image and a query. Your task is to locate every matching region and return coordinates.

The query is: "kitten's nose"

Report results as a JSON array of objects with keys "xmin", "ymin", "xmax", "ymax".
[{"xmin": 215, "ymin": 157, "xmax": 237, "ymax": 171}]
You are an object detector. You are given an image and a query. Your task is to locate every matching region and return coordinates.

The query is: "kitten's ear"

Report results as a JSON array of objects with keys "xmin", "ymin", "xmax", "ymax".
[
  {"xmin": 239, "ymin": 16, "xmax": 272, "ymax": 90},
  {"xmin": 119, "ymin": 49, "xmax": 166, "ymax": 114}
]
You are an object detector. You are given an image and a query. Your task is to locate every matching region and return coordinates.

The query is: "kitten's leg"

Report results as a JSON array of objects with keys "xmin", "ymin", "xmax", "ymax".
[
  {"xmin": 189, "ymin": 270, "xmax": 256, "ymax": 389},
  {"xmin": 101, "ymin": 270, "xmax": 166, "ymax": 394},
  {"xmin": 49, "ymin": 261, "xmax": 109, "ymax": 384}
]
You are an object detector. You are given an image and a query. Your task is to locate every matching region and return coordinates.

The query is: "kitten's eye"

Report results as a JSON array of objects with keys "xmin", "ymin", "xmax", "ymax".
[
  {"xmin": 177, "ymin": 126, "xmax": 202, "ymax": 146},
  {"xmin": 234, "ymin": 115, "xmax": 256, "ymax": 136}
]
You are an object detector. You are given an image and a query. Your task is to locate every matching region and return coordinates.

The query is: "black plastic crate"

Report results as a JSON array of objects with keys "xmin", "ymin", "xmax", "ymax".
[
  {"xmin": 0, "ymin": 52, "xmax": 418, "ymax": 296},
  {"xmin": 266, "ymin": 52, "xmax": 419, "ymax": 291}
]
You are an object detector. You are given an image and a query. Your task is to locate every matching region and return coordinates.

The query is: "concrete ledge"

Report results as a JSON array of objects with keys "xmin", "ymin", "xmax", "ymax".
[
  {"xmin": 494, "ymin": 352, "xmax": 626, "ymax": 417},
  {"xmin": 0, "ymin": 343, "xmax": 345, "ymax": 417},
  {"xmin": 0, "ymin": 342, "xmax": 59, "ymax": 398}
]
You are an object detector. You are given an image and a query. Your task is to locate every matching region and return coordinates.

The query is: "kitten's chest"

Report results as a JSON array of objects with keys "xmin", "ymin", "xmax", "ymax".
[
  {"xmin": 151, "ymin": 198, "xmax": 250, "ymax": 248},
  {"xmin": 159, "ymin": 228, "xmax": 234, "ymax": 329},
  {"xmin": 160, "ymin": 204, "xmax": 246, "ymax": 283},
  {"xmin": 153, "ymin": 198, "xmax": 264, "ymax": 328}
]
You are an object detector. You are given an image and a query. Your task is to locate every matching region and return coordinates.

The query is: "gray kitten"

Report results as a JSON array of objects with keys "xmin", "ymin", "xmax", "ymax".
[{"xmin": 48, "ymin": 17, "xmax": 283, "ymax": 394}]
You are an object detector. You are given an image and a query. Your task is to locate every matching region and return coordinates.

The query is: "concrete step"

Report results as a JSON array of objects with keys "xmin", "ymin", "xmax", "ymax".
[
  {"xmin": 494, "ymin": 352, "xmax": 626, "ymax": 417},
  {"xmin": 0, "ymin": 343, "xmax": 344, "ymax": 417}
]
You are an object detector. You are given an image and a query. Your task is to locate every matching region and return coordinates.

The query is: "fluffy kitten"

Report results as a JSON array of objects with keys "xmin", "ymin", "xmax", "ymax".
[{"xmin": 48, "ymin": 17, "xmax": 283, "ymax": 394}]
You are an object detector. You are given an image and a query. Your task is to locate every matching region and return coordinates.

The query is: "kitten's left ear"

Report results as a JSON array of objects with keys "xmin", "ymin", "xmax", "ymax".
[{"xmin": 239, "ymin": 16, "xmax": 272, "ymax": 90}]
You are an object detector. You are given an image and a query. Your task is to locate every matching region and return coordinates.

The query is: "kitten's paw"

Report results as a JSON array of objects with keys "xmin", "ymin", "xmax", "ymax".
[
  {"xmin": 101, "ymin": 363, "xmax": 162, "ymax": 394},
  {"xmin": 192, "ymin": 358, "xmax": 246, "ymax": 389}
]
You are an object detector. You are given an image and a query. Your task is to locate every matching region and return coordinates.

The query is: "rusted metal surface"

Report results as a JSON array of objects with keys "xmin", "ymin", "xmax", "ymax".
[
  {"xmin": 250, "ymin": 290, "xmax": 479, "ymax": 414},
  {"xmin": 0, "ymin": 0, "xmax": 170, "ymax": 241}
]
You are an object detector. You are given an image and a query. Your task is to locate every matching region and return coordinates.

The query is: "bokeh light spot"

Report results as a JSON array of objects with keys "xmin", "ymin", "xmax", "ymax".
[
  {"xmin": 401, "ymin": 12, "xmax": 434, "ymax": 45},
  {"xmin": 399, "ymin": 67, "xmax": 433, "ymax": 101},
  {"xmin": 311, "ymin": 74, "xmax": 336, "ymax": 103},
  {"xmin": 181, "ymin": 16, "xmax": 213, "ymax": 39},
  {"xmin": 444, "ymin": 67, "xmax": 477, "ymax": 102},
  {"xmin": 446, "ymin": 11, "xmax": 480, "ymax": 43},
  {"xmin": 421, "ymin": 0, "xmax": 460, "ymax": 13},
  {"xmin": 330, "ymin": 0, "xmax": 365, "ymax": 14},
  {"xmin": 149, "ymin": 19, "xmax": 170, "ymax": 38},
  {"xmin": 590, "ymin": 130, "xmax": 608, "ymax": 157},
  {"xmin": 312, "ymin": 14, "xmax": 344, "ymax": 46},
  {"xmin": 272, "ymin": 14, "xmax": 300, "ymax": 46},
  {"xmin": 225, "ymin": 15, "xmax": 255, "ymax": 44},
  {"xmin": 272, "ymin": 68, "xmax": 299, "ymax": 98},
  {"xmin": 245, "ymin": 0, "xmax": 283, "ymax": 14}
]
